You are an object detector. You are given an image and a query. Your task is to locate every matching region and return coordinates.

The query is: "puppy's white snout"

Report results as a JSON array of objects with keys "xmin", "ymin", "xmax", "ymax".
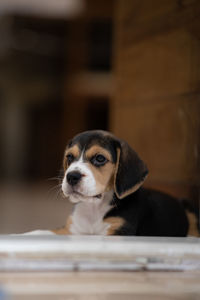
[{"xmin": 67, "ymin": 171, "xmax": 82, "ymax": 186}]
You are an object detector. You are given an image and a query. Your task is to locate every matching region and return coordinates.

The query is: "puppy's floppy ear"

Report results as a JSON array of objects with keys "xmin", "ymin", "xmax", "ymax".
[{"xmin": 114, "ymin": 140, "xmax": 148, "ymax": 199}]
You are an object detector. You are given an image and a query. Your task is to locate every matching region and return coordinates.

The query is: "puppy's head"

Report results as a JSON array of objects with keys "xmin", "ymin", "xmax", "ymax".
[{"xmin": 62, "ymin": 130, "xmax": 148, "ymax": 203}]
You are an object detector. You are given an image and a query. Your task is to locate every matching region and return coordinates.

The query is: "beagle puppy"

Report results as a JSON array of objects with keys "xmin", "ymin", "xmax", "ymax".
[{"xmin": 53, "ymin": 130, "xmax": 191, "ymax": 237}]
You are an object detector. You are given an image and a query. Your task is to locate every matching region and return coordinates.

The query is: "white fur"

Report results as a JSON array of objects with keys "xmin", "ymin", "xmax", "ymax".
[
  {"xmin": 69, "ymin": 190, "xmax": 114, "ymax": 235},
  {"xmin": 62, "ymin": 155, "xmax": 101, "ymax": 202}
]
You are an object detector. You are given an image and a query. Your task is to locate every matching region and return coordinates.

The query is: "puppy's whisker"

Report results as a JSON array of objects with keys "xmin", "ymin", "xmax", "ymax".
[
  {"xmin": 55, "ymin": 188, "xmax": 62, "ymax": 201},
  {"xmin": 45, "ymin": 184, "xmax": 63, "ymax": 204},
  {"xmin": 46, "ymin": 184, "xmax": 62, "ymax": 197},
  {"xmin": 46, "ymin": 176, "xmax": 63, "ymax": 182}
]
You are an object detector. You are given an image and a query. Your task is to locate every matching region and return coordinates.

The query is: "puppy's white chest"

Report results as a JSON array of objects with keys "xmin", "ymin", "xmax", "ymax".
[{"xmin": 70, "ymin": 199, "xmax": 112, "ymax": 235}]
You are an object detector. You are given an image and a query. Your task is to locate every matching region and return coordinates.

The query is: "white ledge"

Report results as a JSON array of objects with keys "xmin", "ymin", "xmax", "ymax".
[{"xmin": 0, "ymin": 235, "xmax": 200, "ymax": 271}]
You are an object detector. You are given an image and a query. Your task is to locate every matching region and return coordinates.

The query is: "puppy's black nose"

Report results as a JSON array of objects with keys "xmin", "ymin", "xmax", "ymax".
[{"xmin": 67, "ymin": 171, "xmax": 82, "ymax": 186}]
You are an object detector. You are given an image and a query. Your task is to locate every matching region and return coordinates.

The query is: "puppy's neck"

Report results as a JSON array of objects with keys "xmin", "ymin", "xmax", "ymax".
[{"xmin": 69, "ymin": 190, "xmax": 114, "ymax": 235}]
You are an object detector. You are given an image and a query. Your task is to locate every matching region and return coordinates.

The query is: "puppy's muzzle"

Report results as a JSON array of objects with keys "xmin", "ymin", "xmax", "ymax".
[{"xmin": 67, "ymin": 171, "xmax": 82, "ymax": 186}]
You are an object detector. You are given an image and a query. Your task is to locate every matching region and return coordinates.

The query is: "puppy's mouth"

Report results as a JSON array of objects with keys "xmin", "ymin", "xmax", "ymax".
[
  {"xmin": 61, "ymin": 186, "xmax": 102, "ymax": 200},
  {"xmin": 71, "ymin": 190, "xmax": 102, "ymax": 199}
]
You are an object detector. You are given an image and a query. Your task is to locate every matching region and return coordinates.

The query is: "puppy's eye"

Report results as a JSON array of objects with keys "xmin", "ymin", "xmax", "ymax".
[
  {"xmin": 91, "ymin": 154, "xmax": 107, "ymax": 167},
  {"xmin": 66, "ymin": 154, "xmax": 74, "ymax": 164}
]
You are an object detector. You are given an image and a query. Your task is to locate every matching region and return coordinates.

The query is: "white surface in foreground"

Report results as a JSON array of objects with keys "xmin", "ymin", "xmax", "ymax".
[
  {"xmin": 0, "ymin": 235, "xmax": 199, "ymax": 255},
  {"xmin": 0, "ymin": 235, "xmax": 200, "ymax": 271}
]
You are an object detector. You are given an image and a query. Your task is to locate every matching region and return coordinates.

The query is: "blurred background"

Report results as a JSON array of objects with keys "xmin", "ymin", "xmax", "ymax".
[{"xmin": 0, "ymin": 0, "xmax": 199, "ymax": 233}]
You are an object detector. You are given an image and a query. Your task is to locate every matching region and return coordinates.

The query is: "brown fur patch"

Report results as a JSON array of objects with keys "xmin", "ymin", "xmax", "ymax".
[
  {"xmin": 89, "ymin": 162, "xmax": 115, "ymax": 193},
  {"xmin": 85, "ymin": 145, "xmax": 112, "ymax": 162},
  {"xmin": 85, "ymin": 145, "xmax": 115, "ymax": 192},
  {"xmin": 65, "ymin": 145, "xmax": 80, "ymax": 158},
  {"xmin": 52, "ymin": 216, "xmax": 72, "ymax": 235},
  {"xmin": 186, "ymin": 211, "xmax": 200, "ymax": 237},
  {"xmin": 104, "ymin": 217, "xmax": 125, "ymax": 235},
  {"xmin": 63, "ymin": 145, "xmax": 80, "ymax": 170}
]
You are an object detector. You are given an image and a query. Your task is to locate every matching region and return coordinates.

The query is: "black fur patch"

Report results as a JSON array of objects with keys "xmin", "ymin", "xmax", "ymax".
[{"xmin": 114, "ymin": 140, "xmax": 148, "ymax": 199}]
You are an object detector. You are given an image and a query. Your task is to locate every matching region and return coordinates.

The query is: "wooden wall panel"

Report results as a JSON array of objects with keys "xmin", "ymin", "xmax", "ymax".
[
  {"xmin": 115, "ymin": 29, "xmax": 192, "ymax": 102},
  {"xmin": 112, "ymin": 97, "xmax": 200, "ymax": 185},
  {"xmin": 111, "ymin": 0, "xmax": 200, "ymax": 192}
]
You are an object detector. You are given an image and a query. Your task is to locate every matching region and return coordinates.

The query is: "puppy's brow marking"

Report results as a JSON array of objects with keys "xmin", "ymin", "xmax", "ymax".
[
  {"xmin": 85, "ymin": 145, "xmax": 112, "ymax": 161},
  {"xmin": 65, "ymin": 145, "xmax": 80, "ymax": 158}
]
